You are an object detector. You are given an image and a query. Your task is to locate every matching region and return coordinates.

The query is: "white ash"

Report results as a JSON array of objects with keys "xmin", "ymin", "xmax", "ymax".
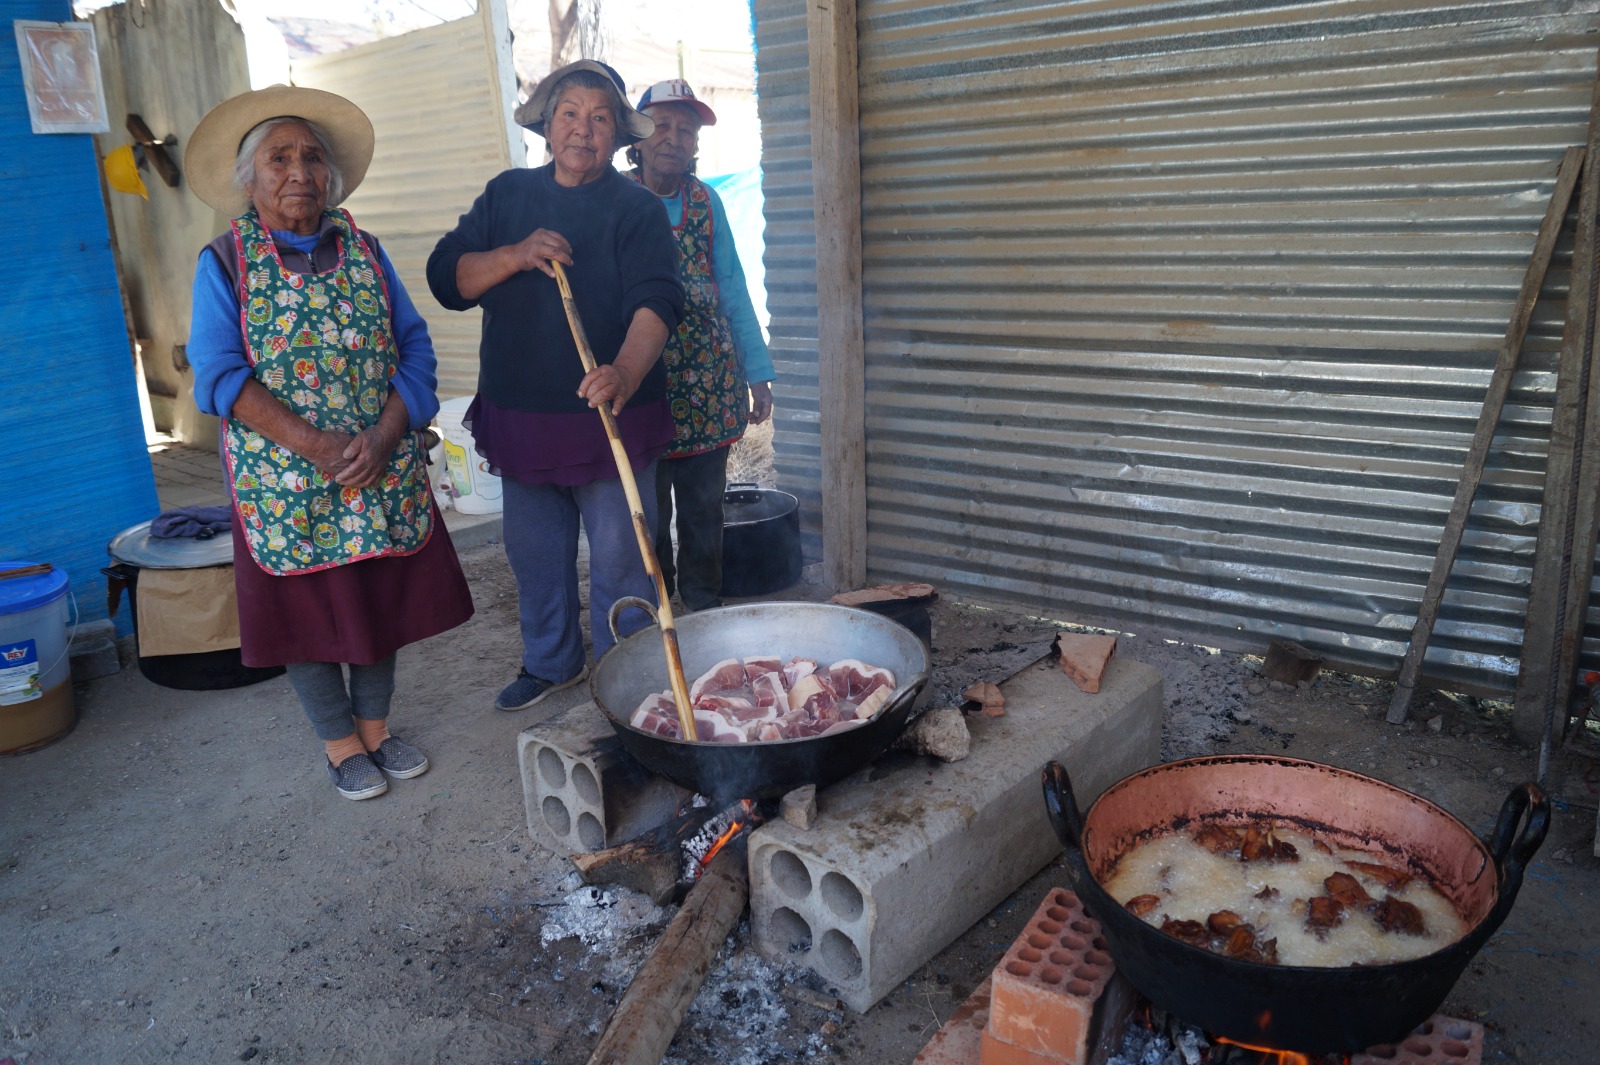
[
  {"xmin": 538, "ymin": 884, "xmax": 663, "ymax": 949},
  {"xmin": 664, "ymin": 935, "xmax": 834, "ymax": 1065},
  {"xmin": 1103, "ymin": 1020, "xmax": 1206, "ymax": 1065}
]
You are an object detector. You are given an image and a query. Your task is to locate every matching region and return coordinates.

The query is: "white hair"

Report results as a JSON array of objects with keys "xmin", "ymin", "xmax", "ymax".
[{"xmin": 231, "ymin": 117, "xmax": 345, "ymax": 206}]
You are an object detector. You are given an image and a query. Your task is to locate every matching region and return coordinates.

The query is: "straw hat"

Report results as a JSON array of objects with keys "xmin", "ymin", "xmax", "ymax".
[
  {"xmin": 184, "ymin": 85, "xmax": 375, "ymax": 214},
  {"xmin": 514, "ymin": 59, "xmax": 654, "ymax": 145}
]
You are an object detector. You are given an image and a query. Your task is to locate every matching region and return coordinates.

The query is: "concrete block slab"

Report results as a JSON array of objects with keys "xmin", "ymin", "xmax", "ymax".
[
  {"xmin": 70, "ymin": 619, "xmax": 122, "ymax": 681},
  {"xmin": 748, "ymin": 654, "xmax": 1163, "ymax": 1012},
  {"xmin": 518, "ymin": 700, "xmax": 691, "ymax": 856}
]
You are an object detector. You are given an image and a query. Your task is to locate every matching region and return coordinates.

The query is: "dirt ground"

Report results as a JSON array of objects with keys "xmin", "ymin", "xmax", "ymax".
[{"xmin": 4, "ymin": 483, "xmax": 1598, "ymax": 1063}]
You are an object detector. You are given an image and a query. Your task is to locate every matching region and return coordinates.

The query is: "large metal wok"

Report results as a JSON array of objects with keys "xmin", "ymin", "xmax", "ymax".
[
  {"xmin": 592, "ymin": 600, "xmax": 930, "ymax": 799},
  {"xmin": 1042, "ymin": 756, "xmax": 1548, "ymax": 1054}
]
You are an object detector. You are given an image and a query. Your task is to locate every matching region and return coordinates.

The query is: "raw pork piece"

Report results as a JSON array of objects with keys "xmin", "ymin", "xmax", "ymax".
[
  {"xmin": 744, "ymin": 655, "xmax": 782, "ymax": 682},
  {"xmin": 750, "ymin": 670, "xmax": 787, "ymax": 710},
  {"xmin": 693, "ymin": 707, "xmax": 747, "ymax": 743},
  {"xmin": 782, "ymin": 658, "xmax": 819, "ymax": 688},
  {"xmin": 826, "ymin": 659, "xmax": 894, "ymax": 701},
  {"xmin": 787, "ymin": 673, "xmax": 840, "ymax": 721},
  {"xmin": 630, "ymin": 692, "xmax": 683, "ymax": 737},
  {"xmin": 690, "ymin": 658, "xmax": 753, "ymax": 704}
]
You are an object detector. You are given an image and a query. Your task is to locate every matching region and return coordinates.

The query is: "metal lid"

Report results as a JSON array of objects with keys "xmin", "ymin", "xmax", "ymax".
[
  {"xmin": 107, "ymin": 520, "xmax": 234, "ymax": 569},
  {"xmin": 0, "ymin": 561, "xmax": 71, "ymax": 615},
  {"xmin": 722, "ymin": 485, "xmax": 798, "ymax": 526}
]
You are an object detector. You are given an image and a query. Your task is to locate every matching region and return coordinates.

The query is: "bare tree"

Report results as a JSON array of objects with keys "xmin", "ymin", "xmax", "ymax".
[{"xmin": 550, "ymin": 0, "xmax": 606, "ymax": 66}]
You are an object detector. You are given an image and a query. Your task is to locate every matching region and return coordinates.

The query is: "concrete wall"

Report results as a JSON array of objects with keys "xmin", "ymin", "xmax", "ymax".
[{"xmin": 91, "ymin": 0, "xmax": 250, "ymax": 444}]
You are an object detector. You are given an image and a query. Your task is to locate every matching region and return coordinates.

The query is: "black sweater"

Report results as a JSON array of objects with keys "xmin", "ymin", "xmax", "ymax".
[{"xmin": 426, "ymin": 163, "xmax": 683, "ymax": 413}]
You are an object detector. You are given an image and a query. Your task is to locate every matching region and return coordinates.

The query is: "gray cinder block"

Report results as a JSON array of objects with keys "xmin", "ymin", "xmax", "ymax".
[
  {"xmin": 518, "ymin": 700, "xmax": 691, "ymax": 856},
  {"xmin": 747, "ymin": 654, "xmax": 1163, "ymax": 1012}
]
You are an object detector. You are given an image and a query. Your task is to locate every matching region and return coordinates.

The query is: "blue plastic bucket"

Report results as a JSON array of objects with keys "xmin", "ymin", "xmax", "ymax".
[{"xmin": 0, "ymin": 561, "xmax": 77, "ymax": 754}]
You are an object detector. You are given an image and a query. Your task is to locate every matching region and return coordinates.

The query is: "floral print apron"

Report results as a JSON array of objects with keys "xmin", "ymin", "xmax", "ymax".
[
  {"xmin": 223, "ymin": 208, "xmax": 432, "ymax": 576},
  {"xmin": 637, "ymin": 174, "xmax": 747, "ymax": 458}
]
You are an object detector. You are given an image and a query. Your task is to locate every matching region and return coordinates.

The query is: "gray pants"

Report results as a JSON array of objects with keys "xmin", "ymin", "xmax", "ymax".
[{"xmin": 284, "ymin": 656, "xmax": 397, "ymax": 741}]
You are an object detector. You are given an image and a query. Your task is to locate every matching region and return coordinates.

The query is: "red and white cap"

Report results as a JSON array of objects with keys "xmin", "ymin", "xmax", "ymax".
[{"xmin": 635, "ymin": 79, "xmax": 717, "ymax": 126}]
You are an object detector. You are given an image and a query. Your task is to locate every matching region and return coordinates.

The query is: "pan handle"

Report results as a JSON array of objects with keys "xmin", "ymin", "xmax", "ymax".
[
  {"xmin": 1476, "ymin": 782, "xmax": 1550, "ymax": 937},
  {"xmin": 1487, "ymin": 781, "xmax": 1550, "ymax": 877},
  {"xmin": 607, "ymin": 596, "xmax": 659, "ymax": 645},
  {"xmin": 1042, "ymin": 760, "xmax": 1089, "ymax": 854}
]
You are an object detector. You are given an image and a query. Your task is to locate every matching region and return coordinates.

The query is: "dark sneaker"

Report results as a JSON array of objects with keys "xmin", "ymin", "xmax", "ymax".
[
  {"xmin": 495, "ymin": 666, "xmax": 588, "ymax": 712},
  {"xmin": 327, "ymin": 752, "xmax": 388, "ymax": 800},
  {"xmin": 369, "ymin": 736, "xmax": 429, "ymax": 780}
]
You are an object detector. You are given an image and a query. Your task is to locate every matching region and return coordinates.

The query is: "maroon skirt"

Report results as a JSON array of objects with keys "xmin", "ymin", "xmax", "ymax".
[{"xmin": 231, "ymin": 505, "xmax": 474, "ymax": 667}]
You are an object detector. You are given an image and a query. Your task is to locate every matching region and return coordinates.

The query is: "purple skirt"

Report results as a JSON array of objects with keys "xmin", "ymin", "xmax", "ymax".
[{"xmin": 232, "ymin": 504, "xmax": 474, "ymax": 667}]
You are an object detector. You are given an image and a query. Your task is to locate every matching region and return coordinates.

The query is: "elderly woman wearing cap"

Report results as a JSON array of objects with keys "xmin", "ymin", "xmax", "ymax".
[
  {"xmin": 625, "ymin": 79, "xmax": 775, "ymax": 613},
  {"xmin": 184, "ymin": 86, "xmax": 474, "ymax": 800},
  {"xmin": 427, "ymin": 60, "xmax": 682, "ymax": 712}
]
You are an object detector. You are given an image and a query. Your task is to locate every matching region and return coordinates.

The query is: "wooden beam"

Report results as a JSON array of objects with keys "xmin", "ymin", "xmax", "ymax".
[
  {"xmin": 1386, "ymin": 146, "xmax": 1584, "ymax": 724},
  {"xmin": 584, "ymin": 844, "xmax": 750, "ymax": 1065},
  {"xmin": 1515, "ymin": 59, "xmax": 1600, "ymax": 747},
  {"xmin": 807, "ymin": 0, "xmax": 868, "ymax": 591}
]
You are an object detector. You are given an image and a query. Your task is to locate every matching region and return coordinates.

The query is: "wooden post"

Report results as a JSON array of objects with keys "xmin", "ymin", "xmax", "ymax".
[
  {"xmin": 1385, "ymin": 147, "xmax": 1585, "ymax": 724},
  {"xmin": 1515, "ymin": 59, "xmax": 1600, "ymax": 748},
  {"xmin": 584, "ymin": 844, "xmax": 750, "ymax": 1065},
  {"xmin": 808, "ymin": 0, "xmax": 868, "ymax": 591}
]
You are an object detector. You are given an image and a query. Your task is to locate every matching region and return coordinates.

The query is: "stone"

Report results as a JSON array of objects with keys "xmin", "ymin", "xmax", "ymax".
[
  {"xmin": 1053, "ymin": 633, "xmax": 1117, "ymax": 693},
  {"xmin": 1427, "ymin": 715, "xmax": 1443, "ymax": 733},
  {"xmin": 780, "ymin": 784, "xmax": 818, "ymax": 830},
  {"xmin": 894, "ymin": 706, "xmax": 972, "ymax": 762},
  {"xmin": 68, "ymin": 619, "xmax": 121, "ymax": 681}
]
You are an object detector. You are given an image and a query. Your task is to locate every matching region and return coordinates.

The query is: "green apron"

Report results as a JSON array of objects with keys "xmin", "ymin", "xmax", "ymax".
[
  {"xmin": 223, "ymin": 208, "xmax": 432, "ymax": 576},
  {"xmin": 636, "ymin": 174, "xmax": 747, "ymax": 458}
]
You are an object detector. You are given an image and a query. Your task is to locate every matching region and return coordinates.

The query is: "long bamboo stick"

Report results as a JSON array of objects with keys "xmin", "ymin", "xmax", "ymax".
[{"xmin": 551, "ymin": 262, "xmax": 696, "ymax": 741}]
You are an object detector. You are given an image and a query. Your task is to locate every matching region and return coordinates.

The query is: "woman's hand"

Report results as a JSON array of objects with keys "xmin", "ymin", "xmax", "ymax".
[
  {"xmin": 577, "ymin": 363, "xmax": 639, "ymax": 417},
  {"xmin": 748, "ymin": 381, "xmax": 774, "ymax": 425},
  {"xmin": 302, "ymin": 429, "xmax": 358, "ymax": 478},
  {"xmin": 336, "ymin": 424, "xmax": 403, "ymax": 487},
  {"xmin": 507, "ymin": 228, "xmax": 574, "ymax": 279}
]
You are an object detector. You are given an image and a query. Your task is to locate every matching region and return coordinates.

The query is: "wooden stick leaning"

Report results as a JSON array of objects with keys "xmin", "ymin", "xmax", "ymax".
[{"xmin": 551, "ymin": 261, "xmax": 696, "ymax": 741}]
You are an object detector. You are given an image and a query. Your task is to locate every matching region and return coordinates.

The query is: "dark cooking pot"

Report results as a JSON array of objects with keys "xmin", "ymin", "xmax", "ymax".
[
  {"xmin": 592, "ymin": 599, "xmax": 929, "ymax": 799},
  {"xmin": 1042, "ymin": 756, "xmax": 1548, "ymax": 1054},
  {"xmin": 103, "ymin": 520, "xmax": 284, "ymax": 691},
  {"xmin": 721, "ymin": 484, "xmax": 802, "ymax": 598}
]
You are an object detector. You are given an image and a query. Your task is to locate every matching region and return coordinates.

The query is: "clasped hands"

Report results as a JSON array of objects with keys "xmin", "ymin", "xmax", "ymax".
[{"xmin": 306, "ymin": 424, "xmax": 402, "ymax": 488}]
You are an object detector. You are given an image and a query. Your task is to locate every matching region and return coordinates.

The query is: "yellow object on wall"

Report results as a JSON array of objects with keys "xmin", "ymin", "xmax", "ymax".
[{"xmin": 103, "ymin": 143, "xmax": 147, "ymax": 199}]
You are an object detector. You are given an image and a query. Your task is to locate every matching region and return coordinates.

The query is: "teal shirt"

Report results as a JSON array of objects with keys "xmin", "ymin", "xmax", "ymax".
[{"xmin": 655, "ymin": 181, "xmax": 775, "ymax": 384}]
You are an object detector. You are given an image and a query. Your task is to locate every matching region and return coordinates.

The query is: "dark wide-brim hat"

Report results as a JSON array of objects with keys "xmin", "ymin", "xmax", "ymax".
[
  {"xmin": 514, "ymin": 59, "xmax": 654, "ymax": 145},
  {"xmin": 184, "ymin": 84, "xmax": 374, "ymax": 214}
]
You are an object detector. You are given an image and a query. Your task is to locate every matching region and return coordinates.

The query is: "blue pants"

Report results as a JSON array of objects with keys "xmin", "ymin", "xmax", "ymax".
[{"xmin": 502, "ymin": 464, "xmax": 659, "ymax": 682}]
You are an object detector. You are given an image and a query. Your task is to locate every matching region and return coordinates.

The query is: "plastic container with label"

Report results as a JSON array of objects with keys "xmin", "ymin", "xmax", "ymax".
[{"xmin": 0, "ymin": 561, "xmax": 76, "ymax": 754}]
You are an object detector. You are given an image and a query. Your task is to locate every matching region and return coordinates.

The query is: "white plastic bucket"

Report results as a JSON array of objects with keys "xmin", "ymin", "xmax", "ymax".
[
  {"xmin": 435, "ymin": 396, "xmax": 503, "ymax": 515},
  {"xmin": 1, "ymin": 561, "xmax": 76, "ymax": 753}
]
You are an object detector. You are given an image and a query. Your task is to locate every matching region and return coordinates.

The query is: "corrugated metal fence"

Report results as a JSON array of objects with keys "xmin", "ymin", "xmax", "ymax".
[
  {"xmin": 294, "ymin": 2, "xmax": 521, "ymax": 403},
  {"xmin": 754, "ymin": 0, "xmax": 1600, "ymax": 692}
]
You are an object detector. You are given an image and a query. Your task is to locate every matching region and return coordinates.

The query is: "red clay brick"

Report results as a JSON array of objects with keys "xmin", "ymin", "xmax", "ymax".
[
  {"xmin": 985, "ymin": 887, "xmax": 1114, "ymax": 1064},
  {"xmin": 1055, "ymin": 634, "xmax": 1117, "ymax": 693},
  {"xmin": 1352, "ymin": 1015, "xmax": 1484, "ymax": 1065}
]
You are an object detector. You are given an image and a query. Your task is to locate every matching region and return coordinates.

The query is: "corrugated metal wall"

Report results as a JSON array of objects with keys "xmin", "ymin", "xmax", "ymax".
[
  {"xmin": 293, "ymin": 1, "xmax": 522, "ymax": 403},
  {"xmin": 754, "ymin": 0, "xmax": 1600, "ymax": 692}
]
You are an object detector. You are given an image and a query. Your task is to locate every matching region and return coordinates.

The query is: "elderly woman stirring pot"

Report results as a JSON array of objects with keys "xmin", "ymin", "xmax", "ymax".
[
  {"xmin": 428, "ymin": 60, "xmax": 683, "ymax": 712},
  {"xmin": 185, "ymin": 86, "xmax": 474, "ymax": 800},
  {"xmin": 625, "ymin": 79, "xmax": 775, "ymax": 612}
]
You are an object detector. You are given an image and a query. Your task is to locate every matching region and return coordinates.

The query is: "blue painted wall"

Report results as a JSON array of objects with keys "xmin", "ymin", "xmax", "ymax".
[{"xmin": 0, "ymin": 0, "xmax": 159, "ymax": 634}]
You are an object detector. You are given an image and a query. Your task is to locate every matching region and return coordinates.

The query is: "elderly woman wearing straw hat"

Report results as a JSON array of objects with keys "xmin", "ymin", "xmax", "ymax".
[
  {"xmin": 184, "ymin": 86, "xmax": 474, "ymax": 800},
  {"xmin": 427, "ymin": 60, "xmax": 683, "ymax": 713},
  {"xmin": 624, "ymin": 79, "xmax": 775, "ymax": 614}
]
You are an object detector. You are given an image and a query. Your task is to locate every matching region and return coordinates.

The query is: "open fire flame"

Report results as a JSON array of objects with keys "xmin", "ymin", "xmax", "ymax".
[
  {"xmin": 1131, "ymin": 1005, "xmax": 1352, "ymax": 1065},
  {"xmin": 682, "ymin": 799, "xmax": 759, "ymax": 881}
]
